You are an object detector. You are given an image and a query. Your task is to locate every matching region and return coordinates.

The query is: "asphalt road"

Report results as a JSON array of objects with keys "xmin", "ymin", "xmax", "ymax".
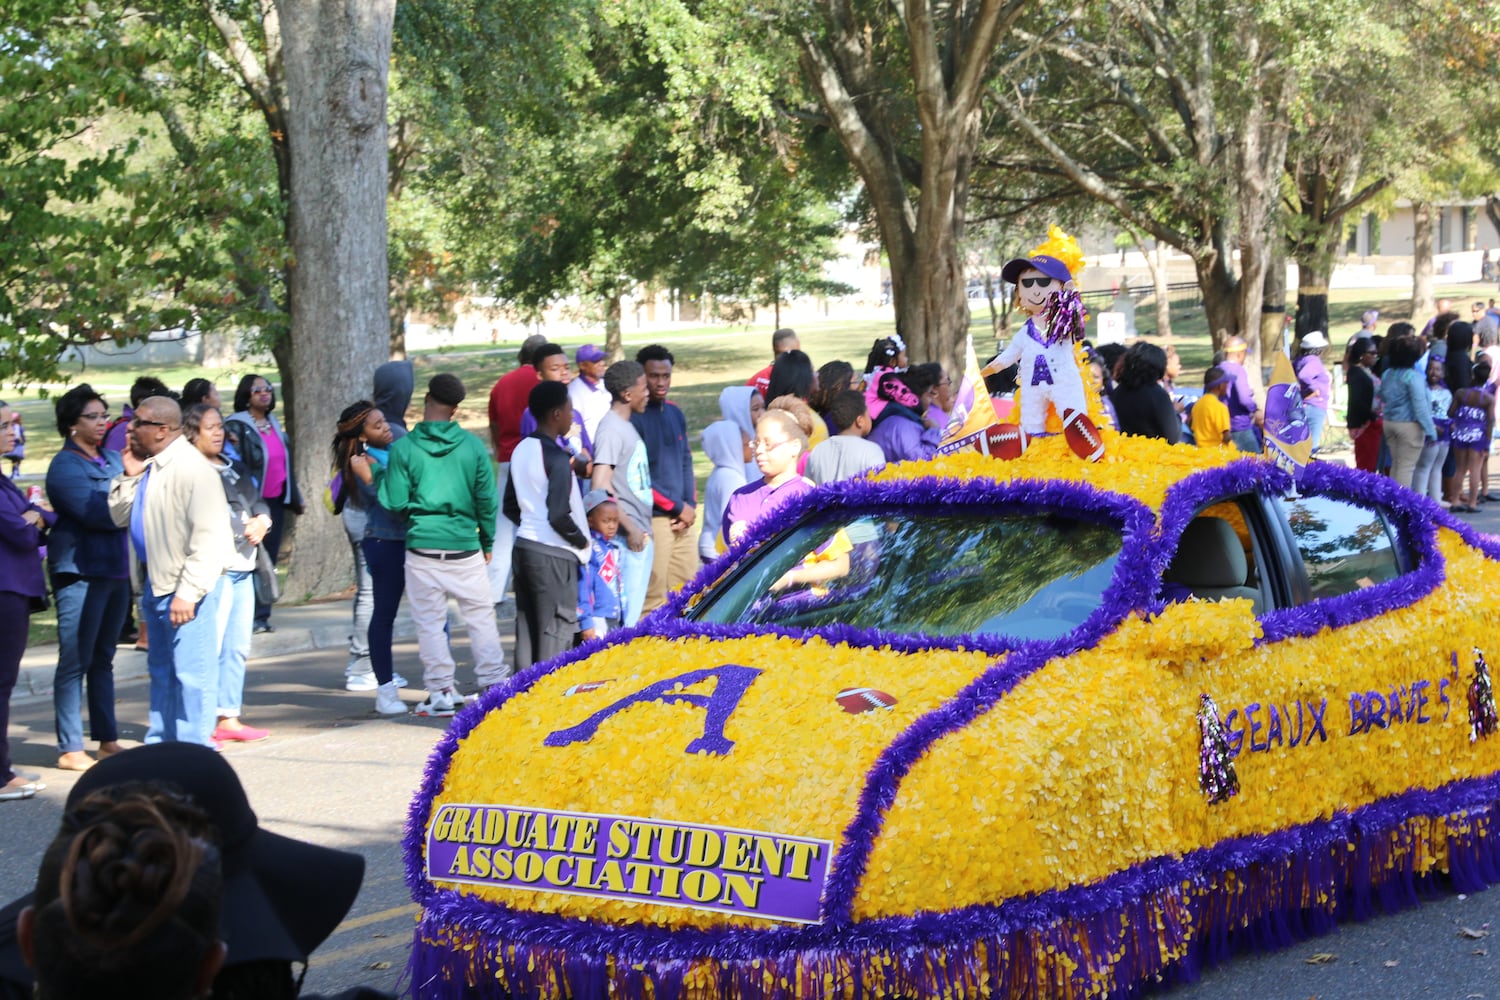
[{"xmin": 5, "ymin": 633, "xmax": 1500, "ymax": 999}]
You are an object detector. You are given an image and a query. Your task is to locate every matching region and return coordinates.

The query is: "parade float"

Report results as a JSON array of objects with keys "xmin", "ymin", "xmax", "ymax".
[{"xmin": 405, "ymin": 234, "xmax": 1500, "ymax": 1000}]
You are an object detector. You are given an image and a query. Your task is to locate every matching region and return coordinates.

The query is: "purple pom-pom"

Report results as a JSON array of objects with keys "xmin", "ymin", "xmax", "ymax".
[
  {"xmin": 1198, "ymin": 692, "xmax": 1240, "ymax": 804},
  {"xmin": 1470, "ymin": 647, "xmax": 1498, "ymax": 743},
  {"xmin": 1041, "ymin": 288, "xmax": 1087, "ymax": 345}
]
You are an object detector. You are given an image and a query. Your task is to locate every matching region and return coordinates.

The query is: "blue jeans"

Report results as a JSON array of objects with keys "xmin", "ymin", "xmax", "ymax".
[
  {"xmin": 362, "ymin": 537, "xmax": 407, "ymax": 685},
  {"xmin": 142, "ymin": 577, "xmax": 224, "ymax": 747},
  {"xmin": 343, "ymin": 506, "xmax": 373, "ymax": 666},
  {"xmin": 213, "ymin": 571, "xmax": 254, "ymax": 717},
  {"xmin": 51, "ymin": 575, "xmax": 129, "ymax": 752},
  {"xmin": 619, "ymin": 535, "xmax": 654, "ymax": 627},
  {"xmin": 1305, "ymin": 405, "xmax": 1327, "ymax": 454}
]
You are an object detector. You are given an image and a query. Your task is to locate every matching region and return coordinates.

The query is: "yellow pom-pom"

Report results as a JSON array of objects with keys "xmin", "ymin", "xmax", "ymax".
[{"xmin": 1030, "ymin": 225, "xmax": 1086, "ymax": 281}]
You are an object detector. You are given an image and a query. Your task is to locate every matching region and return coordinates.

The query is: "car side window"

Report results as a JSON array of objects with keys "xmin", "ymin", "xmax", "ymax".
[{"xmin": 1283, "ymin": 494, "xmax": 1402, "ymax": 600}]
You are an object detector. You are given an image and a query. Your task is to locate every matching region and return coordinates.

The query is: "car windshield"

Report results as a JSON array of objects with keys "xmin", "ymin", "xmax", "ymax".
[{"xmin": 688, "ymin": 509, "xmax": 1124, "ymax": 642}]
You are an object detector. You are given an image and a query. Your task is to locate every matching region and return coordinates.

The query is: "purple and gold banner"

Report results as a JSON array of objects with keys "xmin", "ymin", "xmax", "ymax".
[{"xmin": 427, "ymin": 803, "xmax": 831, "ymax": 924}]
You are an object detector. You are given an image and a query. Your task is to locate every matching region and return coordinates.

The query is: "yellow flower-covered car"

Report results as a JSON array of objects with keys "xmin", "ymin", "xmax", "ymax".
[{"xmin": 406, "ymin": 433, "xmax": 1500, "ymax": 1000}]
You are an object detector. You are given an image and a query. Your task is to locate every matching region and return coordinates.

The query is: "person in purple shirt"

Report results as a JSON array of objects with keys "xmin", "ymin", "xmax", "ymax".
[
  {"xmin": 1219, "ymin": 336, "xmax": 1263, "ymax": 453},
  {"xmin": 723, "ymin": 411, "xmax": 813, "ymax": 548},
  {"xmin": 1293, "ymin": 331, "xmax": 1332, "ymax": 453},
  {"xmin": 102, "ymin": 376, "xmax": 172, "ymax": 455},
  {"xmin": 0, "ymin": 399, "xmax": 56, "ymax": 801},
  {"xmin": 866, "ymin": 369, "xmax": 942, "ymax": 464},
  {"xmin": 517, "ymin": 344, "xmax": 593, "ymax": 470}
]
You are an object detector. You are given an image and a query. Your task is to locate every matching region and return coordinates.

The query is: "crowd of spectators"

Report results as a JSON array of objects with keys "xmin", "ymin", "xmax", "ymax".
[{"xmin": 9, "ymin": 305, "xmax": 1500, "ymax": 800}]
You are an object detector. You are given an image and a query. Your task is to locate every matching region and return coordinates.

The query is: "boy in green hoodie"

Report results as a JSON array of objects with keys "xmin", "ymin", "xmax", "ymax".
[{"xmin": 379, "ymin": 373, "xmax": 507, "ymax": 717}]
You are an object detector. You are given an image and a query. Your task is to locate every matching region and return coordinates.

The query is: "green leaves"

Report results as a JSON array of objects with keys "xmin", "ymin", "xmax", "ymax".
[{"xmin": 0, "ymin": 0, "xmax": 286, "ymax": 386}]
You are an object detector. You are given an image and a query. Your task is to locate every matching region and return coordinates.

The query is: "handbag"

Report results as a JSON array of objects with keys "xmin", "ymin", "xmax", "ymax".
[{"xmin": 253, "ymin": 544, "xmax": 281, "ymax": 607}]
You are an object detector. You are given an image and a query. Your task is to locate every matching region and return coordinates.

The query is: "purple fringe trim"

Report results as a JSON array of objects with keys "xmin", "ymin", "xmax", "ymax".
[
  {"xmin": 406, "ymin": 773, "xmax": 1500, "ymax": 999},
  {"xmin": 405, "ymin": 458, "xmax": 1500, "ymax": 999}
]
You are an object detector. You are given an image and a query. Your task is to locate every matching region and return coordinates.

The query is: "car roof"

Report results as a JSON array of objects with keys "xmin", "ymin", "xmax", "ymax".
[{"xmin": 865, "ymin": 431, "xmax": 1247, "ymax": 513}]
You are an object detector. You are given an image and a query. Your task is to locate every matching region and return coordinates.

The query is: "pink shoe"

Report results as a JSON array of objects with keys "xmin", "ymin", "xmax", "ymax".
[{"xmin": 212, "ymin": 724, "xmax": 270, "ymax": 743}]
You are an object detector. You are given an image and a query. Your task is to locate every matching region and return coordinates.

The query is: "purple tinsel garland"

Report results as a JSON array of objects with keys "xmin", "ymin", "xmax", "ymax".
[
  {"xmin": 407, "ymin": 772, "xmax": 1500, "ymax": 1000},
  {"xmin": 404, "ymin": 457, "xmax": 1500, "ymax": 1000}
]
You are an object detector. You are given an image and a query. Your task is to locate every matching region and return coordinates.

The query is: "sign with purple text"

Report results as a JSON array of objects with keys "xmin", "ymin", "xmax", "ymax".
[
  {"xmin": 1262, "ymin": 351, "xmax": 1312, "ymax": 475},
  {"xmin": 939, "ymin": 334, "xmax": 1000, "ymax": 454},
  {"xmin": 426, "ymin": 804, "xmax": 832, "ymax": 924}
]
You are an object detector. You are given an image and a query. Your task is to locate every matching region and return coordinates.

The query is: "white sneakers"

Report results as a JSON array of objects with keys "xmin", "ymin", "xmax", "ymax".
[
  {"xmin": 347, "ymin": 666, "xmax": 407, "ymax": 692},
  {"xmin": 412, "ymin": 689, "xmax": 467, "ymax": 718},
  {"xmin": 375, "ymin": 680, "xmax": 407, "ymax": 716},
  {"xmin": 346, "ymin": 670, "xmax": 379, "ymax": 692}
]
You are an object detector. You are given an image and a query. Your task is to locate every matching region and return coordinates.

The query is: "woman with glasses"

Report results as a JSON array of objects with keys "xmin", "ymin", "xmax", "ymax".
[
  {"xmin": 721, "ymin": 410, "xmax": 813, "ymax": 549},
  {"xmin": 44, "ymin": 384, "xmax": 130, "ymax": 772},
  {"xmin": 183, "ymin": 403, "xmax": 271, "ymax": 743},
  {"xmin": 1345, "ymin": 338, "xmax": 1382, "ymax": 473},
  {"xmin": 225, "ymin": 375, "xmax": 303, "ymax": 634}
]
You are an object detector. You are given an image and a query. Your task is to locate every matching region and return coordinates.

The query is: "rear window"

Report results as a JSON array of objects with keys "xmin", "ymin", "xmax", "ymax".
[
  {"xmin": 1283, "ymin": 495, "xmax": 1402, "ymax": 600},
  {"xmin": 689, "ymin": 510, "xmax": 1123, "ymax": 642}
]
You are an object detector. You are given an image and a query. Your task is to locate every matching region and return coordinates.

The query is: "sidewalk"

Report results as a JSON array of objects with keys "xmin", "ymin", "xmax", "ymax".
[{"xmin": 14, "ymin": 595, "xmax": 420, "ymax": 703}]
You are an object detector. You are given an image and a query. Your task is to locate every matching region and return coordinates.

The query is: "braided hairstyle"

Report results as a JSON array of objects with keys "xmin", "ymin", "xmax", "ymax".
[
  {"xmin": 331, "ymin": 400, "xmax": 376, "ymax": 514},
  {"xmin": 29, "ymin": 782, "xmax": 224, "ymax": 1000}
]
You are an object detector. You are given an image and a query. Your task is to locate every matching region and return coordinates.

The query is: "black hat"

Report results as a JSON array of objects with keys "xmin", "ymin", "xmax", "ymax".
[
  {"xmin": 428, "ymin": 373, "xmax": 467, "ymax": 407},
  {"xmin": 0, "ymin": 743, "xmax": 364, "ymax": 990}
]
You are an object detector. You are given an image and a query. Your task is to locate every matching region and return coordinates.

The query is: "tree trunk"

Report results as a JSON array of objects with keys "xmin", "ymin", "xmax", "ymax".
[
  {"xmin": 388, "ymin": 299, "xmax": 407, "ymax": 359},
  {"xmin": 275, "ymin": 0, "xmax": 396, "ymax": 602},
  {"xmin": 1262, "ymin": 242, "xmax": 1287, "ymax": 361},
  {"xmin": 604, "ymin": 293, "xmax": 623, "ymax": 361},
  {"xmin": 1293, "ymin": 256, "xmax": 1331, "ymax": 345},
  {"xmin": 1412, "ymin": 201, "xmax": 1435, "ymax": 320},
  {"xmin": 1152, "ymin": 242, "xmax": 1172, "ymax": 340},
  {"xmin": 892, "ymin": 229, "xmax": 967, "ymax": 375},
  {"xmin": 796, "ymin": 2, "xmax": 1026, "ymax": 373},
  {"xmin": 1192, "ymin": 251, "xmax": 1240, "ymax": 352}
]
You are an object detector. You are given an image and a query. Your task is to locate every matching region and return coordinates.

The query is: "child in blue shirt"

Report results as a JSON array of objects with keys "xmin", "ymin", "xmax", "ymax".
[{"xmin": 578, "ymin": 490, "xmax": 625, "ymax": 641}]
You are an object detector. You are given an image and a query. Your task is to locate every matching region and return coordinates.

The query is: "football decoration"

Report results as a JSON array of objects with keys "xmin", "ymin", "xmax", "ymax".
[
  {"xmin": 564, "ymin": 680, "xmax": 614, "ymax": 696},
  {"xmin": 1063, "ymin": 410, "xmax": 1105, "ymax": 462},
  {"xmin": 836, "ymin": 687, "xmax": 898, "ymax": 714},
  {"xmin": 972, "ymin": 423, "xmax": 1026, "ymax": 461}
]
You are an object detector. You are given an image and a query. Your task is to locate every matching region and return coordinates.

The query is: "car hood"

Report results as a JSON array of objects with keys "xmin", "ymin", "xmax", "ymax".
[{"xmin": 419, "ymin": 630, "xmax": 996, "ymax": 928}]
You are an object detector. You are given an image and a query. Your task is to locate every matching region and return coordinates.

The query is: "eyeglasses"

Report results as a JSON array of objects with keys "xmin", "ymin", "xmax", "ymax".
[
  {"xmin": 252, "ymin": 386, "xmax": 273, "ymax": 395},
  {"xmin": 131, "ymin": 417, "xmax": 174, "ymax": 429},
  {"xmin": 752, "ymin": 437, "xmax": 795, "ymax": 452},
  {"xmin": 1019, "ymin": 277, "xmax": 1056, "ymax": 289},
  {"xmin": 80, "ymin": 410, "xmax": 110, "ymax": 421}
]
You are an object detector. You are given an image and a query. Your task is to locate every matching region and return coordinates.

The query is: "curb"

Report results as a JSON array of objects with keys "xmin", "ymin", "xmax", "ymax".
[{"xmin": 14, "ymin": 613, "xmax": 418, "ymax": 704}]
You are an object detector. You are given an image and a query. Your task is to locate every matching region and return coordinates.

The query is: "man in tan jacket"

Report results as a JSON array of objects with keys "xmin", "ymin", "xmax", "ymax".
[{"xmin": 109, "ymin": 396, "xmax": 234, "ymax": 747}]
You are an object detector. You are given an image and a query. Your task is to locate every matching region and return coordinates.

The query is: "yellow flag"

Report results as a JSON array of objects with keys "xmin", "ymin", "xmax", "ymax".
[
  {"xmin": 939, "ymin": 335, "xmax": 1001, "ymax": 454},
  {"xmin": 1262, "ymin": 351, "xmax": 1312, "ymax": 474}
]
